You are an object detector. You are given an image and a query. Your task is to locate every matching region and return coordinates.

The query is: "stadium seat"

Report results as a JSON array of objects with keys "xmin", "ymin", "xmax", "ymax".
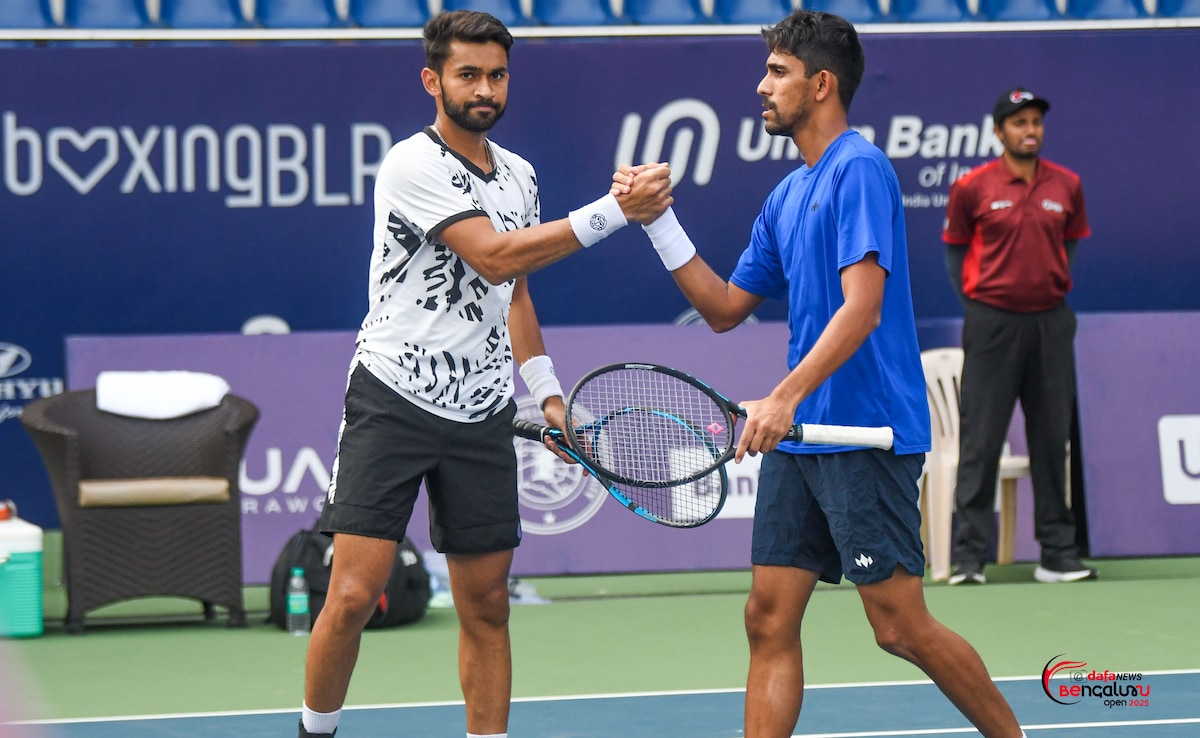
[
  {"xmin": 63, "ymin": 0, "xmax": 153, "ymax": 28},
  {"xmin": 440, "ymin": 0, "xmax": 536, "ymax": 26},
  {"xmin": 349, "ymin": 0, "xmax": 430, "ymax": 27},
  {"xmin": 0, "ymin": 0, "xmax": 55, "ymax": 29},
  {"xmin": 713, "ymin": 0, "xmax": 791, "ymax": 24},
  {"xmin": 1065, "ymin": 0, "xmax": 1147, "ymax": 16},
  {"xmin": 624, "ymin": 0, "xmax": 710, "ymax": 23},
  {"xmin": 891, "ymin": 0, "xmax": 973, "ymax": 21},
  {"xmin": 979, "ymin": 0, "xmax": 1062, "ymax": 18},
  {"xmin": 1157, "ymin": 0, "xmax": 1200, "ymax": 15},
  {"xmin": 255, "ymin": 0, "xmax": 344, "ymax": 27},
  {"xmin": 159, "ymin": 0, "xmax": 247, "ymax": 28},
  {"xmin": 804, "ymin": 0, "xmax": 888, "ymax": 22},
  {"xmin": 533, "ymin": 0, "xmax": 628, "ymax": 25},
  {"xmin": 0, "ymin": 0, "xmax": 54, "ymax": 45}
]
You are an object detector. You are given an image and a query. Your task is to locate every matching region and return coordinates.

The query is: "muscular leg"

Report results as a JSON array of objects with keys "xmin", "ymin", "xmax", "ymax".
[
  {"xmin": 304, "ymin": 533, "xmax": 398, "ymax": 713},
  {"xmin": 447, "ymin": 549, "xmax": 514, "ymax": 735},
  {"xmin": 743, "ymin": 564, "xmax": 819, "ymax": 738},
  {"xmin": 858, "ymin": 567, "xmax": 1022, "ymax": 738}
]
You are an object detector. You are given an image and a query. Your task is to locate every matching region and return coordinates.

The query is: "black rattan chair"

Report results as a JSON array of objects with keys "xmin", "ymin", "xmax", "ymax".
[{"xmin": 21, "ymin": 389, "xmax": 258, "ymax": 634}]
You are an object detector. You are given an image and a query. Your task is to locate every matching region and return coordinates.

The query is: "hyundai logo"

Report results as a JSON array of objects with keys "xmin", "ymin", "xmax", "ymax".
[{"xmin": 0, "ymin": 343, "xmax": 33, "ymax": 379}]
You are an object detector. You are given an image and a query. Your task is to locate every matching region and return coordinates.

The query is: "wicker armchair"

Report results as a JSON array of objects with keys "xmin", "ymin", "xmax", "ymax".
[{"xmin": 20, "ymin": 389, "xmax": 258, "ymax": 634}]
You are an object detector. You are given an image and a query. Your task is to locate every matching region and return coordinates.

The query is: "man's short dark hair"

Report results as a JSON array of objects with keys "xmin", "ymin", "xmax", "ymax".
[
  {"xmin": 761, "ymin": 10, "xmax": 865, "ymax": 113},
  {"xmin": 423, "ymin": 10, "xmax": 514, "ymax": 74}
]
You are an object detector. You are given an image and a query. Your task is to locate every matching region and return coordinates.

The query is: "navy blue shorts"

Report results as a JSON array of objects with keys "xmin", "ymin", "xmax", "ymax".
[
  {"xmin": 751, "ymin": 449, "xmax": 926, "ymax": 585},
  {"xmin": 320, "ymin": 363, "xmax": 521, "ymax": 555}
]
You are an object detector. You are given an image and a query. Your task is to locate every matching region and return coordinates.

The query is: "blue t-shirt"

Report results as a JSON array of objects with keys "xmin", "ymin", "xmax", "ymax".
[{"xmin": 730, "ymin": 130, "xmax": 931, "ymax": 455}]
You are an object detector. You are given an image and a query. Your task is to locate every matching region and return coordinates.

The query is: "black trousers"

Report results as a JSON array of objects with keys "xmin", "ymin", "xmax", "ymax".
[{"xmin": 953, "ymin": 299, "xmax": 1080, "ymax": 566}]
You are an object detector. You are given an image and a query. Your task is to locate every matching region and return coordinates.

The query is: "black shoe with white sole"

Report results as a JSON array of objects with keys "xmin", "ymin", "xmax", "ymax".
[
  {"xmin": 1034, "ymin": 558, "xmax": 1098, "ymax": 583},
  {"xmin": 948, "ymin": 564, "xmax": 987, "ymax": 585}
]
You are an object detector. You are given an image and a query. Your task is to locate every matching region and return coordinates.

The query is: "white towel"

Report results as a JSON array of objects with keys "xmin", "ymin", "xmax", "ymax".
[{"xmin": 96, "ymin": 371, "xmax": 231, "ymax": 420}]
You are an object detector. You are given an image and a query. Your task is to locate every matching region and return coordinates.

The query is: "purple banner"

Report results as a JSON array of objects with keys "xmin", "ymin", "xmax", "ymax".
[
  {"xmin": 64, "ymin": 312, "xmax": 1200, "ymax": 582},
  {"xmin": 1073, "ymin": 312, "xmax": 1200, "ymax": 557},
  {"xmin": 66, "ymin": 324, "xmax": 793, "ymax": 582}
]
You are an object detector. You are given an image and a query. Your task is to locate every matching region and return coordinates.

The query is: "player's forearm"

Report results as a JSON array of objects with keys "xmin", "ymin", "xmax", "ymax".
[
  {"xmin": 670, "ymin": 258, "xmax": 755, "ymax": 333},
  {"xmin": 508, "ymin": 278, "xmax": 548, "ymax": 365},
  {"xmin": 473, "ymin": 220, "xmax": 587, "ymax": 284}
]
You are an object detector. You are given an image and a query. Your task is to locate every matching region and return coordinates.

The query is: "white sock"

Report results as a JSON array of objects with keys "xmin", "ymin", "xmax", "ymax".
[
  {"xmin": 466, "ymin": 733, "xmax": 507, "ymax": 738},
  {"xmin": 301, "ymin": 702, "xmax": 341, "ymax": 734}
]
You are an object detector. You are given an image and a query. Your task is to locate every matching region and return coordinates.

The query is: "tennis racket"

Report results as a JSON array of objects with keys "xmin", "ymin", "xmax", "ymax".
[
  {"xmin": 565, "ymin": 362, "xmax": 895, "ymax": 488},
  {"xmin": 513, "ymin": 418, "xmax": 728, "ymax": 528}
]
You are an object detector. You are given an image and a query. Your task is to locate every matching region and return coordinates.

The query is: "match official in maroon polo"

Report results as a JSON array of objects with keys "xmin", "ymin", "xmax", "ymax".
[{"xmin": 942, "ymin": 87, "xmax": 1096, "ymax": 587}]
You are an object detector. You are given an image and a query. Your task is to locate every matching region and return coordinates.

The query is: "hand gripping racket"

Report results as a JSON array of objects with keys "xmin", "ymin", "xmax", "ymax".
[
  {"xmin": 565, "ymin": 362, "xmax": 895, "ymax": 488},
  {"xmin": 513, "ymin": 418, "xmax": 728, "ymax": 528}
]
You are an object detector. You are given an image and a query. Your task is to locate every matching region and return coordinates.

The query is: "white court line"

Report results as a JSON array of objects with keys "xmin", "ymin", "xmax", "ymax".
[
  {"xmin": 11, "ymin": 669, "xmax": 1200, "ymax": 726},
  {"xmin": 793, "ymin": 717, "xmax": 1200, "ymax": 737}
]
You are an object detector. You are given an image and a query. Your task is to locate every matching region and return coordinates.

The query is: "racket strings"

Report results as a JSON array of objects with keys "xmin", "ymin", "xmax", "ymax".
[
  {"xmin": 571, "ymin": 367, "xmax": 731, "ymax": 486},
  {"xmin": 614, "ymin": 468, "xmax": 726, "ymax": 526}
]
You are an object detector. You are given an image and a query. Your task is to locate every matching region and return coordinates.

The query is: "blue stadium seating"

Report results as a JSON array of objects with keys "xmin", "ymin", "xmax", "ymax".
[
  {"xmin": 1157, "ymin": 0, "xmax": 1200, "ymax": 15},
  {"xmin": 891, "ymin": 0, "xmax": 973, "ymax": 21},
  {"xmin": 349, "ymin": 0, "xmax": 430, "ymax": 27},
  {"xmin": 624, "ymin": 0, "xmax": 709, "ymax": 23},
  {"xmin": 979, "ymin": 0, "xmax": 1062, "ymax": 19},
  {"xmin": 255, "ymin": 0, "xmax": 344, "ymax": 28},
  {"xmin": 1065, "ymin": 0, "xmax": 1147, "ymax": 16},
  {"xmin": 440, "ymin": 0, "xmax": 536, "ymax": 26},
  {"xmin": 713, "ymin": 0, "xmax": 791, "ymax": 24},
  {"xmin": 0, "ymin": 0, "xmax": 53, "ymax": 45},
  {"xmin": 803, "ymin": 0, "xmax": 888, "ymax": 22},
  {"xmin": 160, "ymin": 0, "xmax": 247, "ymax": 28},
  {"xmin": 533, "ymin": 0, "xmax": 628, "ymax": 25},
  {"xmin": 63, "ymin": 0, "xmax": 153, "ymax": 28},
  {"xmin": 0, "ymin": 0, "xmax": 55, "ymax": 28}
]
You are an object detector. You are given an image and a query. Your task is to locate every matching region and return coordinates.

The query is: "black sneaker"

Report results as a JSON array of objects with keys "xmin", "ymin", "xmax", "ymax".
[
  {"xmin": 299, "ymin": 721, "xmax": 336, "ymax": 737},
  {"xmin": 1034, "ymin": 558, "xmax": 1098, "ymax": 583},
  {"xmin": 948, "ymin": 563, "xmax": 986, "ymax": 585}
]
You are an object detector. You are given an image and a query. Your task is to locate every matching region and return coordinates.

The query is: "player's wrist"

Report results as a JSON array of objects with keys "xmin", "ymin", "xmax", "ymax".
[
  {"xmin": 519, "ymin": 355, "xmax": 564, "ymax": 410},
  {"xmin": 642, "ymin": 207, "xmax": 697, "ymax": 271},
  {"xmin": 569, "ymin": 194, "xmax": 628, "ymax": 248}
]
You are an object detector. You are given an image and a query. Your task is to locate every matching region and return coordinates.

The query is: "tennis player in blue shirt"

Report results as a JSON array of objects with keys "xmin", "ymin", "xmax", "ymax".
[{"xmin": 615, "ymin": 10, "xmax": 1026, "ymax": 738}]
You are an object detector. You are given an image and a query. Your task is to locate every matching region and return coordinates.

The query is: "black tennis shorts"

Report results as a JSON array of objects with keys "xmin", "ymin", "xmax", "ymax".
[{"xmin": 320, "ymin": 363, "xmax": 521, "ymax": 555}]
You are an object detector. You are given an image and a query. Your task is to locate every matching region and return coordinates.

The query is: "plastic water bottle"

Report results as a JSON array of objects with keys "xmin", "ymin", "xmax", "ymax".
[{"xmin": 285, "ymin": 566, "xmax": 310, "ymax": 635}]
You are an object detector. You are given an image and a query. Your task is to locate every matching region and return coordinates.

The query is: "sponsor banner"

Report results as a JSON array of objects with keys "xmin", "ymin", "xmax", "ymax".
[
  {"xmin": 60, "ymin": 312, "xmax": 1200, "ymax": 581},
  {"xmin": 1074, "ymin": 312, "xmax": 1200, "ymax": 556},
  {"xmin": 5, "ymin": 30, "xmax": 1199, "ymax": 540},
  {"xmin": 65, "ymin": 324, "xmax": 792, "ymax": 582}
]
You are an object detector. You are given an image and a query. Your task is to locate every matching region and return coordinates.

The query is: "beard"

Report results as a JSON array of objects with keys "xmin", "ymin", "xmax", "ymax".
[
  {"xmin": 1006, "ymin": 144, "xmax": 1041, "ymax": 161},
  {"xmin": 762, "ymin": 92, "xmax": 810, "ymax": 137},
  {"xmin": 442, "ymin": 92, "xmax": 505, "ymax": 133}
]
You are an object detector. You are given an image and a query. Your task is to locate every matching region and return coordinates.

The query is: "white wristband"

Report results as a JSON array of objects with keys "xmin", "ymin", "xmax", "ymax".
[
  {"xmin": 568, "ymin": 194, "xmax": 628, "ymax": 248},
  {"xmin": 642, "ymin": 207, "xmax": 697, "ymax": 271},
  {"xmin": 518, "ymin": 355, "xmax": 564, "ymax": 410}
]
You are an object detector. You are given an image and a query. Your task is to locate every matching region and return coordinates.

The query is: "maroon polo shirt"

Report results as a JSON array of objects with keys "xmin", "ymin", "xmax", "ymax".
[{"xmin": 943, "ymin": 157, "xmax": 1090, "ymax": 313}]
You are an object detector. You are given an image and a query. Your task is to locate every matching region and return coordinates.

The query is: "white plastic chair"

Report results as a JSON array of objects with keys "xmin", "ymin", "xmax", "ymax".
[{"xmin": 919, "ymin": 348, "xmax": 1031, "ymax": 581}]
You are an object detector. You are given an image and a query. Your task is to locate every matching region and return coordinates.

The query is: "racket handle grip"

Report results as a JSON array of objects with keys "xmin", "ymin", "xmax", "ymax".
[
  {"xmin": 793, "ymin": 424, "xmax": 895, "ymax": 450},
  {"xmin": 513, "ymin": 418, "xmax": 550, "ymax": 442}
]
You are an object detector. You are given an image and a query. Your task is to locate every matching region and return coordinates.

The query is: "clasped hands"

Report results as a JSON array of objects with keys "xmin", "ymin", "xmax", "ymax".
[{"xmin": 611, "ymin": 163, "xmax": 673, "ymax": 225}]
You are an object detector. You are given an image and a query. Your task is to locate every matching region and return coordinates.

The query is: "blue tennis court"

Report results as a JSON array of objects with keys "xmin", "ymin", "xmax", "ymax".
[{"xmin": 19, "ymin": 671, "xmax": 1200, "ymax": 737}]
